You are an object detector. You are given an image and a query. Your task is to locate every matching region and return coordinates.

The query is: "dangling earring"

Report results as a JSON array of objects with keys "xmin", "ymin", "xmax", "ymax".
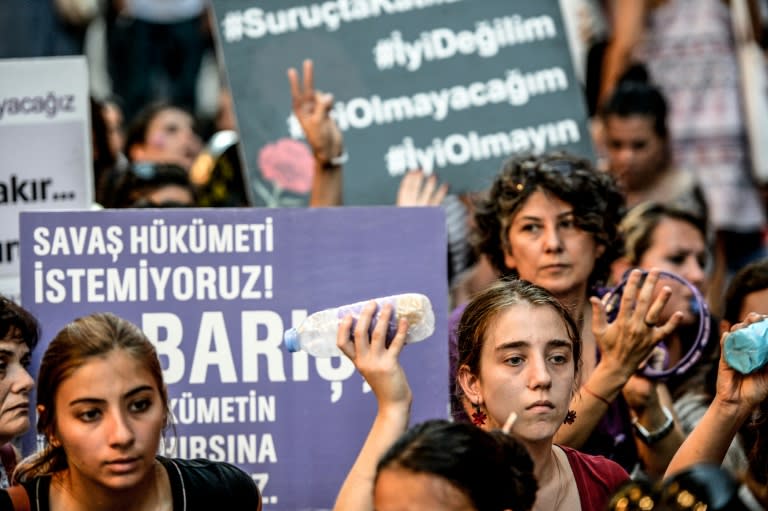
[
  {"xmin": 471, "ymin": 402, "xmax": 487, "ymax": 426},
  {"xmin": 563, "ymin": 409, "xmax": 577, "ymax": 425}
]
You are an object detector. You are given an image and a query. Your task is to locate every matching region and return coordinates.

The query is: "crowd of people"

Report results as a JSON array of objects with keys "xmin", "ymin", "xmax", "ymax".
[{"xmin": 2, "ymin": 0, "xmax": 768, "ymax": 510}]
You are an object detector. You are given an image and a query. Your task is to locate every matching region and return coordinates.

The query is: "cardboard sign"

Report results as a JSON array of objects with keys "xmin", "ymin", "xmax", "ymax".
[
  {"xmin": 20, "ymin": 206, "xmax": 448, "ymax": 510},
  {"xmin": 0, "ymin": 56, "xmax": 92, "ymax": 300},
  {"xmin": 211, "ymin": 0, "xmax": 593, "ymax": 206}
]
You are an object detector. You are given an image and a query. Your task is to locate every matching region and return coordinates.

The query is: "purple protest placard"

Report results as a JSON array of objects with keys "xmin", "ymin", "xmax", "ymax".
[{"xmin": 20, "ymin": 207, "xmax": 448, "ymax": 510}]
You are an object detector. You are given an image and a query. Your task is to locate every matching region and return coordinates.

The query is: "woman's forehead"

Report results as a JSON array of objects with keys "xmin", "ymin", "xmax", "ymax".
[
  {"xmin": 513, "ymin": 189, "xmax": 573, "ymax": 216},
  {"xmin": 485, "ymin": 304, "xmax": 569, "ymax": 340}
]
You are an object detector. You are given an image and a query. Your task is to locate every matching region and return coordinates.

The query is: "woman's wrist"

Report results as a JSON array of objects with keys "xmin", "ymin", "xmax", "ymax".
[
  {"xmin": 711, "ymin": 394, "xmax": 753, "ymax": 424},
  {"xmin": 378, "ymin": 399, "xmax": 411, "ymax": 426},
  {"xmin": 590, "ymin": 360, "xmax": 632, "ymax": 396},
  {"xmin": 631, "ymin": 404, "xmax": 675, "ymax": 445},
  {"xmin": 313, "ymin": 143, "xmax": 347, "ymax": 168}
]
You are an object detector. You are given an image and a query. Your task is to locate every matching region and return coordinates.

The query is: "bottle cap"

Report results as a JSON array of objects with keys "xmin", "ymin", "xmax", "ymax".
[{"xmin": 284, "ymin": 328, "xmax": 301, "ymax": 352}]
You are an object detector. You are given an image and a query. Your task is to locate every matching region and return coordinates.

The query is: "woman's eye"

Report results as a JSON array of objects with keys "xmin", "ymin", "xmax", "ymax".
[
  {"xmin": 130, "ymin": 399, "xmax": 151, "ymax": 413},
  {"xmin": 79, "ymin": 409, "xmax": 101, "ymax": 422},
  {"xmin": 521, "ymin": 224, "xmax": 540, "ymax": 233},
  {"xmin": 667, "ymin": 255, "xmax": 685, "ymax": 266},
  {"xmin": 550, "ymin": 354, "xmax": 568, "ymax": 365},
  {"xmin": 505, "ymin": 356, "xmax": 524, "ymax": 366},
  {"xmin": 559, "ymin": 219, "xmax": 575, "ymax": 229}
]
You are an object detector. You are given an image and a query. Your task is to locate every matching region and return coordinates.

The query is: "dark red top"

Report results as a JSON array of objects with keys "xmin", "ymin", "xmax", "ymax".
[{"xmin": 562, "ymin": 445, "xmax": 630, "ymax": 511}]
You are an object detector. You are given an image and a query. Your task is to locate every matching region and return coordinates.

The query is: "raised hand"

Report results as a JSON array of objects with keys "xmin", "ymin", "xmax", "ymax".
[
  {"xmin": 336, "ymin": 301, "xmax": 412, "ymax": 410},
  {"xmin": 396, "ymin": 169, "xmax": 449, "ymax": 207},
  {"xmin": 665, "ymin": 312, "xmax": 768, "ymax": 477},
  {"xmin": 332, "ymin": 302, "xmax": 411, "ymax": 511},
  {"xmin": 591, "ymin": 269, "xmax": 684, "ymax": 380},
  {"xmin": 715, "ymin": 313, "xmax": 768, "ymax": 411},
  {"xmin": 287, "ymin": 59, "xmax": 344, "ymax": 164}
]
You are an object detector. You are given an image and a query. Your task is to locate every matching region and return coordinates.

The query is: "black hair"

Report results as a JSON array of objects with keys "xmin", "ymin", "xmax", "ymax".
[
  {"xmin": 600, "ymin": 63, "xmax": 669, "ymax": 140},
  {"xmin": 722, "ymin": 258, "xmax": 768, "ymax": 325},
  {"xmin": 110, "ymin": 162, "xmax": 196, "ymax": 208},
  {"xmin": 376, "ymin": 419, "xmax": 537, "ymax": 511},
  {"xmin": 90, "ymin": 96, "xmax": 117, "ymax": 186},
  {"xmin": 123, "ymin": 101, "xmax": 197, "ymax": 160}
]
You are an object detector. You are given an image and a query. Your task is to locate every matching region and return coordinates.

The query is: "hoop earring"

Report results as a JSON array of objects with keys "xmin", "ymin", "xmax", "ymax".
[
  {"xmin": 563, "ymin": 409, "xmax": 577, "ymax": 425},
  {"xmin": 471, "ymin": 402, "xmax": 487, "ymax": 426}
]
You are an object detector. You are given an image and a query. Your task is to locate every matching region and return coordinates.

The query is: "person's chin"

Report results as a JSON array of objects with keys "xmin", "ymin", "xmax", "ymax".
[
  {"xmin": 100, "ymin": 463, "xmax": 153, "ymax": 489},
  {"xmin": 537, "ymin": 275, "xmax": 579, "ymax": 297},
  {"xmin": 0, "ymin": 417, "xmax": 30, "ymax": 438},
  {"xmin": 517, "ymin": 419, "xmax": 558, "ymax": 442}
]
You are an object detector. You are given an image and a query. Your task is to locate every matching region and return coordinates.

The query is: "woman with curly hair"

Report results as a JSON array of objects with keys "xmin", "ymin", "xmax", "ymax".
[{"xmin": 450, "ymin": 152, "xmax": 686, "ymax": 478}]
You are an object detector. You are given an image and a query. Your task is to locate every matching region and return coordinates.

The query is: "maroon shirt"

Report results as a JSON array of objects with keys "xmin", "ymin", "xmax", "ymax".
[{"xmin": 562, "ymin": 445, "xmax": 630, "ymax": 511}]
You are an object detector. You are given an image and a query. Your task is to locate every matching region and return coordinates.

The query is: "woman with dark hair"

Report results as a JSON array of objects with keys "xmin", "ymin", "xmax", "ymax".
[
  {"xmin": 600, "ymin": 0, "xmax": 766, "ymax": 276},
  {"xmin": 451, "ymin": 152, "xmax": 685, "ymax": 478},
  {"xmin": 599, "ymin": 64, "xmax": 707, "ymax": 220},
  {"xmin": 0, "ymin": 296, "xmax": 38, "ymax": 488},
  {"xmin": 1, "ymin": 312, "xmax": 261, "ymax": 510},
  {"xmin": 123, "ymin": 102, "xmax": 202, "ymax": 172},
  {"xmin": 98, "ymin": 101, "xmax": 203, "ymax": 207}
]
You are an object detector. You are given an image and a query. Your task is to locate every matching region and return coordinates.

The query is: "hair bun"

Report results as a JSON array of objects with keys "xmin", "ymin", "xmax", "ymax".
[{"xmin": 618, "ymin": 63, "xmax": 651, "ymax": 86}]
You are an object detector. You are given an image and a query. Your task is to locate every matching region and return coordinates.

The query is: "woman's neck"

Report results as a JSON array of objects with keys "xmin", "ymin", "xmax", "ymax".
[
  {"xmin": 525, "ymin": 441, "xmax": 573, "ymax": 511},
  {"xmin": 51, "ymin": 462, "xmax": 170, "ymax": 511},
  {"xmin": 523, "ymin": 439, "xmax": 558, "ymax": 483}
]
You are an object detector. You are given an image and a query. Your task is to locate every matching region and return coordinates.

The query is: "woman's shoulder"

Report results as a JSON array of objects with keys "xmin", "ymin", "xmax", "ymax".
[{"xmin": 158, "ymin": 456, "xmax": 261, "ymax": 510}]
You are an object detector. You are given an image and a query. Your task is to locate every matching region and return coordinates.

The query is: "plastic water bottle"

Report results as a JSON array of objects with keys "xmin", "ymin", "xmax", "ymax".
[
  {"xmin": 283, "ymin": 293, "xmax": 435, "ymax": 357},
  {"xmin": 724, "ymin": 318, "xmax": 768, "ymax": 374}
]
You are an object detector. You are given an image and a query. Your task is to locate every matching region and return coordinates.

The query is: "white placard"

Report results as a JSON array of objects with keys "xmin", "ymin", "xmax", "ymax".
[{"xmin": 0, "ymin": 56, "xmax": 93, "ymax": 299}]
